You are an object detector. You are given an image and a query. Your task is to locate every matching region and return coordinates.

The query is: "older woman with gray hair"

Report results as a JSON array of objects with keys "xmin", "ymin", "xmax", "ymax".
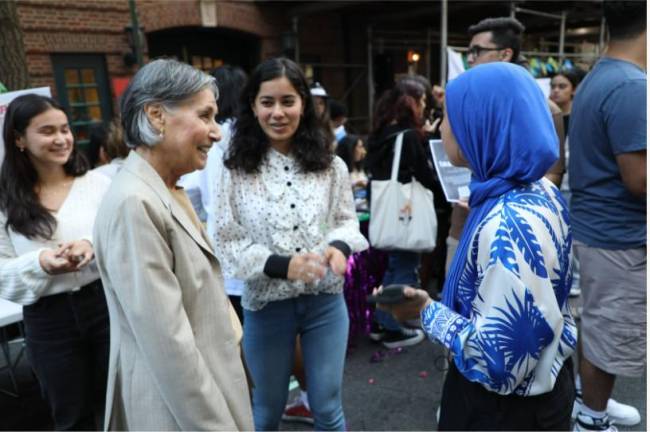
[{"xmin": 93, "ymin": 59, "xmax": 254, "ymax": 431}]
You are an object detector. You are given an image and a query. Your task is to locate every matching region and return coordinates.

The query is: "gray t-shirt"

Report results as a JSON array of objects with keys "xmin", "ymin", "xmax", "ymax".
[{"xmin": 568, "ymin": 57, "xmax": 646, "ymax": 249}]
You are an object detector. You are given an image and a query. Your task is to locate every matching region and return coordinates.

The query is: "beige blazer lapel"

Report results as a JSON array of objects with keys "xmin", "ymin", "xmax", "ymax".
[
  {"xmin": 168, "ymin": 199, "xmax": 216, "ymax": 259},
  {"xmin": 123, "ymin": 152, "xmax": 216, "ymax": 259}
]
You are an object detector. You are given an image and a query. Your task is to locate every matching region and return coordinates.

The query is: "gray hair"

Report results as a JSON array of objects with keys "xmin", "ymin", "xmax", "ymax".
[{"xmin": 120, "ymin": 59, "xmax": 218, "ymax": 148}]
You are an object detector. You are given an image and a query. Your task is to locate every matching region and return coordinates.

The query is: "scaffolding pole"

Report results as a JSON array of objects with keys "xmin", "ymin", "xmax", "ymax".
[
  {"xmin": 292, "ymin": 17, "xmax": 300, "ymax": 64},
  {"xmin": 367, "ymin": 25, "xmax": 374, "ymax": 131},
  {"xmin": 513, "ymin": 6, "xmax": 566, "ymax": 65},
  {"xmin": 440, "ymin": 0, "xmax": 448, "ymax": 86},
  {"xmin": 426, "ymin": 28, "xmax": 432, "ymax": 81},
  {"xmin": 558, "ymin": 11, "xmax": 567, "ymax": 63}
]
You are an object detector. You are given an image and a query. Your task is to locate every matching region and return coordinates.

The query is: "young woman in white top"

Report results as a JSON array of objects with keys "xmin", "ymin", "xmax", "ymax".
[
  {"xmin": 0, "ymin": 94, "xmax": 110, "ymax": 430},
  {"xmin": 214, "ymin": 57, "xmax": 368, "ymax": 430}
]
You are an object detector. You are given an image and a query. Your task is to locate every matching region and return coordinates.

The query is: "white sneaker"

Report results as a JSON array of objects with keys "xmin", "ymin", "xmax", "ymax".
[
  {"xmin": 572, "ymin": 398, "xmax": 641, "ymax": 427},
  {"xmin": 606, "ymin": 398, "xmax": 641, "ymax": 426},
  {"xmin": 574, "ymin": 412, "xmax": 618, "ymax": 432}
]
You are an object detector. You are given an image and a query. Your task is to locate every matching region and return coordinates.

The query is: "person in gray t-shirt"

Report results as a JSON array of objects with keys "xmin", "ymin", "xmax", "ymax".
[{"xmin": 569, "ymin": 2, "xmax": 646, "ymax": 431}]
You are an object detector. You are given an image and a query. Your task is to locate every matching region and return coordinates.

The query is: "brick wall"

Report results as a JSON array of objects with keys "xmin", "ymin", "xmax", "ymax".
[
  {"xmin": 137, "ymin": 0, "xmax": 201, "ymax": 33},
  {"xmin": 13, "ymin": 0, "xmax": 324, "ymax": 109},
  {"xmin": 217, "ymin": 1, "xmax": 277, "ymax": 37},
  {"xmin": 16, "ymin": 0, "xmax": 132, "ymax": 96}
]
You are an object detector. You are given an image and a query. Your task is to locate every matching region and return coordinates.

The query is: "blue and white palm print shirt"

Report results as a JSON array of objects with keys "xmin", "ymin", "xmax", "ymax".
[{"xmin": 422, "ymin": 178, "xmax": 577, "ymax": 396}]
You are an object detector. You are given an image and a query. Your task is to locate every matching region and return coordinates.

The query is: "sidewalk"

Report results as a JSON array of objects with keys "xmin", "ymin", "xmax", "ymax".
[
  {"xmin": 0, "ymin": 325, "xmax": 645, "ymax": 431},
  {"xmin": 282, "ymin": 333, "xmax": 647, "ymax": 431}
]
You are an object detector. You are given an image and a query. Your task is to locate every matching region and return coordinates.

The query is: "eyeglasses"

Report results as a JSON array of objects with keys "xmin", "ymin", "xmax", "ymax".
[{"xmin": 467, "ymin": 45, "xmax": 504, "ymax": 58}]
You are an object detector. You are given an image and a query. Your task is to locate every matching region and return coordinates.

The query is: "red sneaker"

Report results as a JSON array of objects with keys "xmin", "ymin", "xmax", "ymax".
[{"xmin": 282, "ymin": 396, "xmax": 314, "ymax": 425}]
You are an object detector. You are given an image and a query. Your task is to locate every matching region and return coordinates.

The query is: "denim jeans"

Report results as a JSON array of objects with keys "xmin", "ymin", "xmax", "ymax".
[
  {"xmin": 375, "ymin": 251, "xmax": 420, "ymax": 331},
  {"xmin": 22, "ymin": 280, "xmax": 109, "ymax": 430},
  {"xmin": 243, "ymin": 293, "xmax": 349, "ymax": 431}
]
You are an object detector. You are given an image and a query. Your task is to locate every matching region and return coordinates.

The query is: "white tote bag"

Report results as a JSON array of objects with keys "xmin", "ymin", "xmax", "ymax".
[{"xmin": 369, "ymin": 131, "xmax": 438, "ymax": 252}]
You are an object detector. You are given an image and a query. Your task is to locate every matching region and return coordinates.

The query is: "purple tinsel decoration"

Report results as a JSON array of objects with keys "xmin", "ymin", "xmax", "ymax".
[{"xmin": 343, "ymin": 220, "xmax": 387, "ymax": 343}]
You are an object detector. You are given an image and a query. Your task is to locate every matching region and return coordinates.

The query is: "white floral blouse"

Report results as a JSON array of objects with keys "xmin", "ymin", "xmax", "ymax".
[{"xmin": 213, "ymin": 148, "xmax": 369, "ymax": 311}]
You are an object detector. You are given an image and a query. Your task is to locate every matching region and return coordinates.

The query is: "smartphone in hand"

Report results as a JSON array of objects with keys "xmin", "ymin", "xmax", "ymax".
[{"xmin": 366, "ymin": 284, "xmax": 408, "ymax": 304}]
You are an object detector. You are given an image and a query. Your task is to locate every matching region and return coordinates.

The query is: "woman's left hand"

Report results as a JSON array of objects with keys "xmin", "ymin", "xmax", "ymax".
[
  {"xmin": 324, "ymin": 246, "xmax": 347, "ymax": 276},
  {"xmin": 55, "ymin": 239, "xmax": 94, "ymax": 270}
]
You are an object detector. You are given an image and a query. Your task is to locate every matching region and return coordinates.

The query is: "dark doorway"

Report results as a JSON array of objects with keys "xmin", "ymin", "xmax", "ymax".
[{"xmin": 146, "ymin": 27, "xmax": 261, "ymax": 73}]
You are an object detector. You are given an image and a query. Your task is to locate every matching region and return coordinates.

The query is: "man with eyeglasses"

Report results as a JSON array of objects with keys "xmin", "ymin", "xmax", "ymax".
[{"xmin": 466, "ymin": 17, "xmax": 523, "ymax": 66}]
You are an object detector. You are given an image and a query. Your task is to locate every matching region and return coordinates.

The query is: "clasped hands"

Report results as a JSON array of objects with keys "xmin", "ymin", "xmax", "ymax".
[
  {"xmin": 39, "ymin": 239, "xmax": 94, "ymax": 275},
  {"xmin": 287, "ymin": 246, "xmax": 347, "ymax": 284}
]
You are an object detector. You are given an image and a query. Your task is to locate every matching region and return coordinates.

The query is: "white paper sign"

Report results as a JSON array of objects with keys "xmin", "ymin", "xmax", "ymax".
[
  {"xmin": 535, "ymin": 77, "xmax": 551, "ymax": 100},
  {"xmin": 429, "ymin": 139, "xmax": 472, "ymax": 203},
  {"xmin": 0, "ymin": 87, "xmax": 52, "ymax": 165}
]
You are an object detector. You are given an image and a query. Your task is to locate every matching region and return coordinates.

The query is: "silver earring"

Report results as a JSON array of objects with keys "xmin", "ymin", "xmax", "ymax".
[{"xmin": 19, "ymin": 147, "xmax": 25, "ymax": 153}]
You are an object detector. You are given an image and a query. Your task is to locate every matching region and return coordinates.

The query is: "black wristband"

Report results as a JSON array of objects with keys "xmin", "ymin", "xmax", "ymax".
[
  {"xmin": 328, "ymin": 240, "xmax": 351, "ymax": 259},
  {"xmin": 263, "ymin": 254, "xmax": 291, "ymax": 279}
]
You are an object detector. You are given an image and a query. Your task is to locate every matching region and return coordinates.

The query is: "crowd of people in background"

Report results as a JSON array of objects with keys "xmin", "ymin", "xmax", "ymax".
[{"xmin": 0, "ymin": 1, "xmax": 645, "ymax": 431}]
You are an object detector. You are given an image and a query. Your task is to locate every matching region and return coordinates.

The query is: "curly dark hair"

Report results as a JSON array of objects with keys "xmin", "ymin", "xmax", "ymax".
[
  {"xmin": 0, "ymin": 94, "xmax": 88, "ymax": 239},
  {"xmin": 468, "ymin": 17, "xmax": 525, "ymax": 63},
  {"xmin": 370, "ymin": 79, "xmax": 426, "ymax": 140},
  {"xmin": 225, "ymin": 57, "xmax": 332, "ymax": 174}
]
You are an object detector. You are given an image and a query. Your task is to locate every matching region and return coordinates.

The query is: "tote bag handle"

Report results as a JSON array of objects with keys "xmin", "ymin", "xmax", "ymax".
[
  {"xmin": 390, "ymin": 132, "xmax": 405, "ymax": 181},
  {"xmin": 390, "ymin": 131, "xmax": 417, "ymax": 204}
]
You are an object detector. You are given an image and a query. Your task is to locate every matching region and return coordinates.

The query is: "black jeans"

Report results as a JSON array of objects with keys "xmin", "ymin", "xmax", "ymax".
[
  {"xmin": 23, "ymin": 280, "xmax": 110, "ymax": 431},
  {"xmin": 438, "ymin": 359, "xmax": 575, "ymax": 431}
]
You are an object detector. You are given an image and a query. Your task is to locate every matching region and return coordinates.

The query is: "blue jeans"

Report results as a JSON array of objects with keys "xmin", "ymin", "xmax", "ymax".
[
  {"xmin": 375, "ymin": 251, "xmax": 420, "ymax": 331},
  {"xmin": 243, "ymin": 293, "xmax": 349, "ymax": 431}
]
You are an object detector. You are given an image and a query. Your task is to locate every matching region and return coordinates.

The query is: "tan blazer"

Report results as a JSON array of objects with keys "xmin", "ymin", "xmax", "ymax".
[{"xmin": 94, "ymin": 151, "xmax": 253, "ymax": 431}]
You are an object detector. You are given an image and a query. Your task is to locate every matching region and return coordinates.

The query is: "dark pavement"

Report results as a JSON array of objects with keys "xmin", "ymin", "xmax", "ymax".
[
  {"xmin": 0, "ymin": 319, "xmax": 646, "ymax": 431},
  {"xmin": 283, "ymin": 331, "xmax": 646, "ymax": 431}
]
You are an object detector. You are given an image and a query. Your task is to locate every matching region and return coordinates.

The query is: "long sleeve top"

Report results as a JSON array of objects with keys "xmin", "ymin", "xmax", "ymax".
[
  {"xmin": 0, "ymin": 171, "xmax": 111, "ymax": 305},
  {"xmin": 421, "ymin": 178, "xmax": 577, "ymax": 396},
  {"xmin": 213, "ymin": 149, "xmax": 369, "ymax": 311}
]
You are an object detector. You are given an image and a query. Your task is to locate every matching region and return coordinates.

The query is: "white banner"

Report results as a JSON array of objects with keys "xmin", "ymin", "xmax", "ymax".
[
  {"xmin": 0, "ymin": 87, "xmax": 52, "ymax": 165},
  {"xmin": 447, "ymin": 47, "xmax": 466, "ymax": 82}
]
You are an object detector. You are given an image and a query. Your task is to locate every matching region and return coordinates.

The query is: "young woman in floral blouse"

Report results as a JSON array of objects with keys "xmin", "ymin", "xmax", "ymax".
[{"xmin": 213, "ymin": 57, "xmax": 367, "ymax": 431}]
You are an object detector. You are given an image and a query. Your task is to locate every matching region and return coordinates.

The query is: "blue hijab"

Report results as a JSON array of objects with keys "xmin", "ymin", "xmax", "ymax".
[{"xmin": 442, "ymin": 62, "xmax": 558, "ymax": 314}]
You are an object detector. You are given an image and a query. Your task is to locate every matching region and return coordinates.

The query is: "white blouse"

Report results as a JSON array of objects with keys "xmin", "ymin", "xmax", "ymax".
[
  {"xmin": 0, "ymin": 171, "xmax": 110, "ymax": 305},
  {"xmin": 213, "ymin": 149, "xmax": 368, "ymax": 311}
]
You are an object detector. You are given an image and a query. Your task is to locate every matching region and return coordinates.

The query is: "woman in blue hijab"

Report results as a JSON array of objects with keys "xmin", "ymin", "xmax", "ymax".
[{"xmin": 380, "ymin": 62, "xmax": 577, "ymax": 430}]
